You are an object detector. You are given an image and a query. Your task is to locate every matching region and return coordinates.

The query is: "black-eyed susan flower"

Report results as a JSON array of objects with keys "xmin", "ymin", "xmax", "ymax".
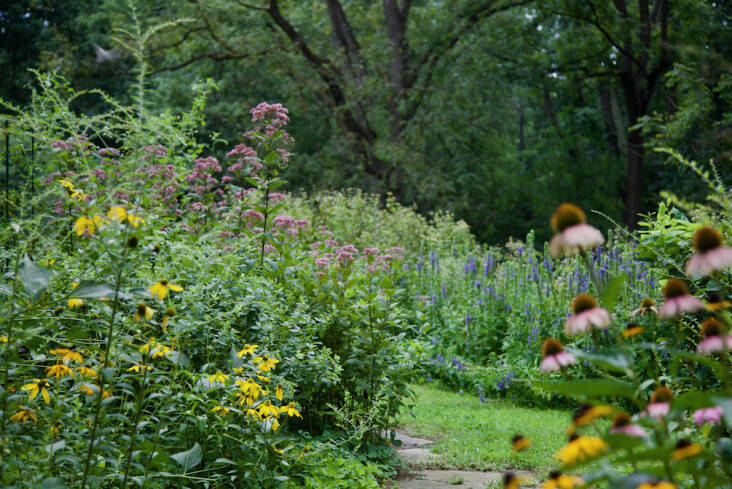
[
  {"xmin": 569, "ymin": 404, "xmax": 614, "ymax": 433},
  {"xmin": 50, "ymin": 423, "xmax": 60, "ymax": 437},
  {"xmin": 671, "ymin": 439, "xmax": 702, "ymax": 461},
  {"xmin": 609, "ymin": 412, "xmax": 647, "ymax": 438},
  {"xmin": 253, "ymin": 355, "xmax": 279, "ymax": 372},
  {"xmin": 149, "ymin": 279, "xmax": 183, "ymax": 300},
  {"xmin": 46, "ymin": 363, "xmax": 74, "ymax": 379},
  {"xmin": 134, "ymin": 303, "xmax": 154, "ymax": 322},
  {"xmin": 556, "ymin": 434, "xmax": 608, "ymax": 466},
  {"xmin": 21, "ymin": 379, "xmax": 51, "ymax": 404},
  {"xmin": 564, "ymin": 294, "xmax": 610, "ymax": 336},
  {"xmin": 659, "ymin": 278, "xmax": 704, "ymax": 319},
  {"xmin": 237, "ymin": 344, "xmax": 259, "ymax": 357},
  {"xmin": 542, "ymin": 471, "xmax": 584, "ymax": 489},
  {"xmin": 549, "ymin": 203, "xmax": 604, "ymax": 258},
  {"xmin": 706, "ymin": 291, "xmax": 731, "ymax": 311},
  {"xmin": 258, "ymin": 400, "xmax": 280, "ymax": 418},
  {"xmin": 162, "ymin": 307, "xmax": 176, "ymax": 328},
  {"xmin": 67, "ymin": 298, "xmax": 83, "ymax": 309},
  {"xmin": 503, "ymin": 472, "xmax": 527, "ymax": 489},
  {"xmin": 630, "ymin": 298, "xmax": 658, "ymax": 317},
  {"xmin": 1, "ymin": 335, "xmax": 9, "ymax": 343},
  {"xmin": 540, "ymin": 338, "xmax": 576, "ymax": 372},
  {"xmin": 622, "ymin": 323, "xmax": 644, "ymax": 338},
  {"xmin": 636, "ymin": 480, "xmax": 676, "ymax": 489},
  {"xmin": 208, "ymin": 371, "xmax": 230, "ymax": 384},
  {"xmin": 276, "ymin": 383, "xmax": 284, "ymax": 401},
  {"xmin": 511, "ymin": 434, "xmax": 531, "ymax": 451},
  {"xmin": 50, "ymin": 347, "xmax": 83, "ymax": 364},
  {"xmin": 9, "ymin": 406, "xmax": 37, "ymax": 424},
  {"xmin": 697, "ymin": 317, "xmax": 732, "ymax": 354},
  {"xmin": 281, "ymin": 402, "xmax": 302, "ymax": 418},
  {"xmin": 211, "ymin": 405, "xmax": 230, "ymax": 416},
  {"xmin": 73, "ymin": 216, "xmax": 96, "ymax": 236},
  {"xmin": 642, "ymin": 386, "xmax": 673, "ymax": 420},
  {"xmin": 685, "ymin": 226, "xmax": 732, "ymax": 277}
]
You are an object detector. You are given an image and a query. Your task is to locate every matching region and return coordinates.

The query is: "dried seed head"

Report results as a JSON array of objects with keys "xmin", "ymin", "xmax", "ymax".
[
  {"xmin": 551, "ymin": 203, "xmax": 586, "ymax": 233},
  {"xmin": 571, "ymin": 294, "xmax": 598, "ymax": 314},
  {"xmin": 692, "ymin": 226, "xmax": 723, "ymax": 253}
]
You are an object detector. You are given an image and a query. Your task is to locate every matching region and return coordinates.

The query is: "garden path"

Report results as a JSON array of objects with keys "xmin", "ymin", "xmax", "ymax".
[{"xmin": 392, "ymin": 431, "xmax": 537, "ymax": 489}]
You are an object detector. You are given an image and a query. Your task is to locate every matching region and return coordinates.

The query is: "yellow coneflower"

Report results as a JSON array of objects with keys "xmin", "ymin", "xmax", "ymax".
[
  {"xmin": 50, "ymin": 347, "xmax": 83, "ymax": 364},
  {"xmin": 671, "ymin": 439, "xmax": 702, "ymax": 461},
  {"xmin": 511, "ymin": 434, "xmax": 532, "ymax": 452},
  {"xmin": 9, "ymin": 406, "xmax": 37, "ymax": 424},
  {"xmin": 237, "ymin": 344, "xmax": 259, "ymax": 357},
  {"xmin": 556, "ymin": 434, "xmax": 608, "ymax": 466},
  {"xmin": 50, "ymin": 423, "xmax": 60, "ymax": 437},
  {"xmin": 1, "ymin": 335, "xmax": 8, "ymax": 343},
  {"xmin": 126, "ymin": 214, "xmax": 145, "ymax": 227},
  {"xmin": 272, "ymin": 445, "xmax": 284, "ymax": 454},
  {"xmin": 67, "ymin": 298, "xmax": 83, "ymax": 309},
  {"xmin": 21, "ymin": 379, "xmax": 51, "ymax": 404},
  {"xmin": 253, "ymin": 355, "xmax": 279, "ymax": 372},
  {"xmin": 636, "ymin": 481, "xmax": 676, "ymax": 489},
  {"xmin": 162, "ymin": 307, "xmax": 176, "ymax": 328},
  {"xmin": 244, "ymin": 407, "xmax": 261, "ymax": 420},
  {"xmin": 542, "ymin": 471, "xmax": 584, "ymax": 489},
  {"xmin": 276, "ymin": 383, "xmax": 284, "ymax": 401},
  {"xmin": 134, "ymin": 303, "xmax": 154, "ymax": 322},
  {"xmin": 79, "ymin": 384, "xmax": 98, "ymax": 396},
  {"xmin": 73, "ymin": 216, "xmax": 96, "ymax": 236},
  {"xmin": 706, "ymin": 291, "xmax": 731, "ymax": 311},
  {"xmin": 236, "ymin": 379, "xmax": 262, "ymax": 401},
  {"xmin": 149, "ymin": 279, "xmax": 183, "ymax": 300},
  {"xmin": 211, "ymin": 405, "xmax": 230, "ymax": 416},
  {"xmin": 46, "ymin": 363, "xmax": 74, "ymax": 379},
  {"xmin": 269, "ymin": 416, "xmax": 281, "ymax": 432},
  {"xmin": 127, "ymin": 364, "xmax": 152, "ymax": 373},
  {"xmin": 107, "ymin": 206, "xmax": 127, "ymax": 221},
  {"xmin": 257, "ymin": 375, "xmax": 271, "ymax": 383},
  {"xmin": 102, "ymin": 389, "xmax": 113, "ymax": 399},
  {"xmin": 569, "ymin": 404, "xmax": 614, "ymax": 433},
  {"xmin": 208, "ymin": 371, "xmax": 230, "ymax": 384},
  {"xmin": 503, "ymin": 472, "xmax": 527, "ymax": 489},
  {"xmin": 622, "ymin": 323, "xmax": 644, "ymax": 338},
  {"xmin": 258, "ymin": 400, "xmax": 280, "ymax": 418},
  {"xmin": 281, "ymin": 402, "xmax": 302, "ymax": 418}
]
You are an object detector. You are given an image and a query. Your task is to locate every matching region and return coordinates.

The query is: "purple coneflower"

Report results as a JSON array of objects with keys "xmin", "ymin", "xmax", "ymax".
[
  {"xmin": 692, "ymin": 406, "xmax": 723, "ymax": 426},
  {"xmin": 539, "ymin": 338, "xmax": 576, "ymax": 372},
  {"xmin": 609, "ymin": 413, "xmax": 647, "ymax": 438},
  {"xmin": 685, "ymin": 226, "xmax": 732, "ymax": 277},
  {"xmin": 697, "ymin": 317, "xmax": 732, "ymax": 354},
  {"xmin": 549, "ymin": 203, "xmax": 604, "ymax": 258},
  {"xmin": 642, "ymin": 386, "xmax": 673, "ymax": 420},
  {"xmin": 630, "ymin": 297, "xmax": 658, "ymax": 317},
  {"xmin": 564, "ymin": 294, "xmax": 611, "ymax": 336},
  {"xmin": 659, "ymin": 278, "xmax": 704, "ymax": 318}
]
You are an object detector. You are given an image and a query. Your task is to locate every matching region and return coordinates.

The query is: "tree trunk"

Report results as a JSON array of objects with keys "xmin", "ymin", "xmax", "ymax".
[{"xmin": 625, "ymin": 125, "xmax": 644, "ymax": 229}]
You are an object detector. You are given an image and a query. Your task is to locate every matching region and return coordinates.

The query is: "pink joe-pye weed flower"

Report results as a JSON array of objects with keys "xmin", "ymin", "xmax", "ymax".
[
  {"xmin": 548, "ymin": 203, "xmax": 605, "ymax": 258},
  {"xmin": 564, "ymin": 294, "xmax": 611, "ymax": 336},
  {"xmin": 697, "ymin": 317, "xmax": 732, "ymax": 354},
  {"xmin": 685, "ymin": 226, "xmax": 732, "ymax": 277},
  {"xmin": 692, "ymin": 406, "xmax": 723, "ymax": 426},
  {"xmin": 539, "ymin": 338, "xmax": 577, "ymax": 373},
  {"xmin": 659, "ymin": 278, "xmax": 705, "ymax": 318}
]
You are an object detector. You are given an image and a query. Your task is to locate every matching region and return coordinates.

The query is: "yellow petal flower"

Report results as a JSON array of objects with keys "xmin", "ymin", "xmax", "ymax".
[
  {"xmin": 127, "ymin": 214, "xmax": 145, "ymax": 227},
  {"xmin": 9, "ymin": 406, "xmax": 37, "ymax": 424},
  {"xmin": 67, "ymin": 298, "xmax": 83, "ymax": 309},
  {"xmin": 211, "ymin": 405, "xmax": 230, "ymax": 416},
  {"xmin": 237, "ymin": 344, "xmax": 259, "ymax": 357},
  {"xmin": 73, "ymin": 216, "xmax": 95, "ymax": 236},
  {"xmin": 46, "ymin": 363, "xmax": 74, "ymax": 379},
  {"xmin": 107, "ymin": 206, "xmax": 127, "ymax": 221},
  {"xmin": 276, "ymin": 384, "xmax": 283, "ymax": 401},
  {"xmin": 556, "ymin": 436, "xmax": 608, "ymax": 466}
]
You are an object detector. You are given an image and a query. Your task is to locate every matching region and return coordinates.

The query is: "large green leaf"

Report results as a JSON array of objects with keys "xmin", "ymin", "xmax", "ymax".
[
  {"xmin": 72, "ymin": 281, "xmax": 115, "ymax": 299},
  {"xmin": 533, "ymin": 379, "xmax": 636, "ymax": 399},
  {"xmin": 712, "ymin": 396, "xmax": 732, "ymax": 426},
  {"xmin": 600, "ymin": 275, "xmax": 625, "ymax": 310},
  {"xmin": 171, "ymin": 443, "xmax": 202, "ymax": 472},
  {"xmin": 568, "ymin": 347, "xmax": 633, "ymax": 373},
  {"xmin": 18, "ymin": 256, "xmax": 51, "ymax": 300}
]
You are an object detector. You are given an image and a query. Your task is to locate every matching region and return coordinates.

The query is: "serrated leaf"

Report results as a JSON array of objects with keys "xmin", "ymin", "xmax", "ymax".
[
  {"xmin": 18, "ymin": 255, "xmax": 51, "ymax": 300},
  {"xmin": 171, "ymin": 443, "xmax": 202, "ymax": 472}
]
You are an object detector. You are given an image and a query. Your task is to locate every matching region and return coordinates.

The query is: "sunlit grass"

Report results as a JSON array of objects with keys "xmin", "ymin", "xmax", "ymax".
[{"xmin": 398, "ymin": 383, "xmax": 569, "ymax": 473}]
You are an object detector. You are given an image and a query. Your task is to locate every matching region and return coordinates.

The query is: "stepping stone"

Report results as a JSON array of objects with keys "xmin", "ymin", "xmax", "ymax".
[
  {"xmin": 397, "ymin": 470, "xmax": 537, "ymax": 489},
  {"xmin": 397, "ymin": 447, "xmax": 441, "ymax": 465},
  {"xmin": 389, "ymin": 431, "xmax": 435, "ymax": 449}
]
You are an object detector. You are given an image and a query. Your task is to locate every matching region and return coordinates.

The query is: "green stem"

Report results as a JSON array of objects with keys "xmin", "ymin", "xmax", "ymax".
[{"xmin": 121, "ymin": 351, "xmax": 151, "ymax": 488}]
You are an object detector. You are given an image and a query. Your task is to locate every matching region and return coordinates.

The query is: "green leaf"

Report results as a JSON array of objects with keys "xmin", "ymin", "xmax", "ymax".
[
  {"xmin": 533, "ymin": 379, "xmax": 636, "ymax": 399},
  {"xmin": 673, "ymin": 390, "xmax": 721, "ymax": 410},
  {"xmin": 711, "ymin": 396, "xmax": 732, "ymax": 426},
  {"xmin": 166, "ymin": 350, "xmax": 191, "ymax": 368},
  {"xmin": 40, "ymin": 478, "xmax": 67, "ymax": 489},
  {"xmin": 568, "ymin": 347, "xmax": 633, "ymax": 373},
  {"xmin": 600, "ymin": 275, "xmax": 625, "ymax": 310},
  {"xmin": 0, "ymin": 283, "xmax": 12, "ymax": 295},
  {"xmin": 18, "ymin": 255, "xmax": 51, "ymax": 300},
  {"xmin": 171, "ymin": 443, "xmax": 202, "ymax": 472},
  {"xmin": 66, "ymin": 325, "xmax": 88, "ymax": 340},
  {"xmin": 73, "ymin": 281, "xmax": 115, "ymax": 299}
]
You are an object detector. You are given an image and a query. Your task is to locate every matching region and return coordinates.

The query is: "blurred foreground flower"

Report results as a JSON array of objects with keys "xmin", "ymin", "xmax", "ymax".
[
  {"xmin": 659, "ymin": 278, "xmax": 704, "ymax": 318},
  {"xmin": 549, "ymin": 203, "xmax": 604, "ymax": 258},
  {"xmin": 697, "ymin": 317, "xmax": 732, "ymax": 354},
  {"xmin": 564, "ymin": 294, "xmax": 610, "ymax": 336},
  {"xmin": 540, "ymin": 339, "xmax": 577, "ymax": 372},
  {"xmin": 685, "ymin": 226, "xmax": 732, "ymax": 277}
]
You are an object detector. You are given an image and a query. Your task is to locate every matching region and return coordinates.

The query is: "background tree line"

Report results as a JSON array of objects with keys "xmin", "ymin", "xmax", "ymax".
[{"xmin": 1, "ymin": 0, "xmax": 730, "ymax": 243}]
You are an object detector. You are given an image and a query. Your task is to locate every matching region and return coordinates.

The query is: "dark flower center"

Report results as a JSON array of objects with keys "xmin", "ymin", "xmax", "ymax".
[
  {"xmin": 541, "ymin": 338, "xmax": 564, "ymax": 357},
  {"xmin": 650, "ymin": 385, "xmax": 674, "ymax": 403},
  {"xmin": 136, "ymin": 303, "xmax": 148, "ymax": 316},
  {"xmin": 662, "ymin": 278, "xmax": 689, "ymax": 299},
  {"xmin": 675, "ymin": 439, "xmax": 691, "ymax": 449},
  {"xmin": 571, "ymin": 294, "xmax": 598, "ymax": 314},
  {"xmin": 612, "ymin": 413, "xmax": 631, "ymax": 427},
  {"xmin": 640, "ymin": 298, "xmax": 656, "ymax": 308},
  {"xmin": 700, "ymin": 317, "xmax": 726, "ymax": 338},
  {"xmin": 551, "ymin": 203, "xmax": 586, "ymax": 233},
  {"xmin": 692, "ymin": 226, "xmax": 723, "ymax": 253},
  {"xmin": 160, "ymin": 279, "xmax": 169, "ymax": 286}
]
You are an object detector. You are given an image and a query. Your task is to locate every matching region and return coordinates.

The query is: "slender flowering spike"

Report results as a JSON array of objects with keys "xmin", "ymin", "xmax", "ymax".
[
  {"xmin": 692, "ymin": 406, "xmax": 723, "ymax": 426},
  {"xmin": 659, "ymin": 278, "xmax": 704, "ymax": 318},
  {"xmin": 609, "ymin": 412, "xmax": 647, "ymax": 438},
  {"xmin": 540, "ymin": 338, "xmax": 576, "ymax": 372},
  {"xmin": 564, "ymin": 294, "xmax": 610, "ymax": 336},
  {"xmin": 685, "ymin": 226, "xmax": 732, "ymax": 277},
  {"xmin": 549, "ymin": 203, "xmax": 604, "ymax": 258},
  {"xmin": 697, "ymin": 317, "xmax": 732, "ymax": 354}
]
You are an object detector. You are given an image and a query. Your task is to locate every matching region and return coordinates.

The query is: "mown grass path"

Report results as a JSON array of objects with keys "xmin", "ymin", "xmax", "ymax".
[{"xmin": 397, "ymin": 384, "xmax": 569, "ymax": 473}]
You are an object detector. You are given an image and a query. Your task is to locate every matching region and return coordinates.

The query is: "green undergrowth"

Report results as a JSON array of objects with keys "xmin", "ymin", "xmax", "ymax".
[{"xmin": 397, "ymin": 383, "xmax": 568, "ymax": 473}]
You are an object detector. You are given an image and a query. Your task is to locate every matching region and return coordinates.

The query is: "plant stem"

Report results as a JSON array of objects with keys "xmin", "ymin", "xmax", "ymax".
[
  {"xmin": 121, "ymin": 352, "xmax": 151, "ymax": 488},
  {"xmin": 259, "ymin": 182, "xmax": 270, "ymax": 267}
]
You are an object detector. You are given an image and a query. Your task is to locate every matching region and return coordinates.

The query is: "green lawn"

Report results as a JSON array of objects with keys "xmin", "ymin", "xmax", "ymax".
[{"xmin": 397, "ymin": 383, "xmax": 570, "ymax": 473}]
